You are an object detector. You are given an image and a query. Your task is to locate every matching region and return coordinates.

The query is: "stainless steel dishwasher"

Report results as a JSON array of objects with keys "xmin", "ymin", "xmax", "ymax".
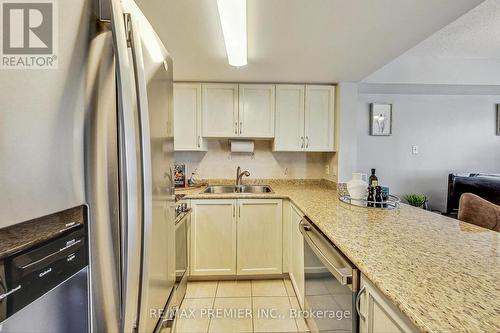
[{"xmin": 300, "ymin": 217, "xmax": 359, "ymax": 333}]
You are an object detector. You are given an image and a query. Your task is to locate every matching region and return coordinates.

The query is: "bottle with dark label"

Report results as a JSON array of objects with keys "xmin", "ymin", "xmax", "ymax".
[
  {"xmin": 375, "ymin": 186, "xmax": 382, "ymax": 208},
  {"xmin": 369, "ymin": 169, "xmax": 378, "ymax": 187},
  {"xmin": 367, "ymin": 186, "xmax": 375, "ymax": 207}
]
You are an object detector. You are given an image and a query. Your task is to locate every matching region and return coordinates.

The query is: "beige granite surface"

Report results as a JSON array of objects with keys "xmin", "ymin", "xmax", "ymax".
[{"xmin": 178, "ymin": 181, "xmax": 500, "ymax": 333}]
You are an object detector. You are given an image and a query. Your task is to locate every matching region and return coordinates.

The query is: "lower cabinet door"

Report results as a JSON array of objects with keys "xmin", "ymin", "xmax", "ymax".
[
  {"xmin": 289, "ymin": 204, "xmax": 305, "ymax": 308},
  {"xmin": 190, "ymin": 199, "xmax": 237, "ymax": 276},
  {"xmin": 359, "ymin": 274, "xmax": 418, "ymax": 333},
  {"xmin": 237, "ymin": 199, "xmax": 283, "ymax": 275}
]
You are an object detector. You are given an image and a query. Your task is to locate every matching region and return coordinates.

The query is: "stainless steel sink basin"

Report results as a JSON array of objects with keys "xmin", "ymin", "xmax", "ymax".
[
  {"xmin": 202, "ymin": 186, "xmax": 237, "ymax": 194},
  {"xmin": 202, "ymin": 185, "xmax": 273, "ymax": 194},
  {"xmin": 237, "ymin": 185, "xmax": 273, "ymax": 193}
]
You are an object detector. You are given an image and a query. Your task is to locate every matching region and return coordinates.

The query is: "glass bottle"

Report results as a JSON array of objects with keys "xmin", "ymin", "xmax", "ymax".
[{"xmin": 369, "ymin": 169, "xmax": 378, "ymax": 187}]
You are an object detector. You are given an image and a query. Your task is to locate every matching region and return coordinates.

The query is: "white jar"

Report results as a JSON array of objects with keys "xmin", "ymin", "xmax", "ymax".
[{"xmin": 347, "ymin": 173, "xmax": 368, "ymax": 200}]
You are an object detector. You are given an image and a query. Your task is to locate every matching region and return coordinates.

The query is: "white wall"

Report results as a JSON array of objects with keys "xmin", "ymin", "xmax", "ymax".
[
  {"xmin": 334, "ymin": 83, "xmax": 359, "ymax": 182},
  {"xmin": 355, "ymin": 93, "xmax": 500, "ymax": 211},
  {"xmin": 175, "ymin": 140, "xmax": 330, "ymax": 180}
]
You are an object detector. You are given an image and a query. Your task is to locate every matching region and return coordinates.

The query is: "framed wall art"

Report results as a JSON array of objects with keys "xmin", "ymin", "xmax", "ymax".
[{"xmin": 370, "ymin": 103, "xmax": 392, "ymax": 136}]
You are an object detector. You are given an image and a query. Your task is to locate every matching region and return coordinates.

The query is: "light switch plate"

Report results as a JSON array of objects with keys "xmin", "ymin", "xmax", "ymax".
[{"xmin": 412, "ymin": 145, "xmax": 419, "ymax": 155}]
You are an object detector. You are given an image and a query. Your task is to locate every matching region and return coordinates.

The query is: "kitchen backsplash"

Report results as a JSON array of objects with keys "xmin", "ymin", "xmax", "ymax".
[{"xmin": 175, "ymin": 140, "xmax": 335, "ymax": 180}]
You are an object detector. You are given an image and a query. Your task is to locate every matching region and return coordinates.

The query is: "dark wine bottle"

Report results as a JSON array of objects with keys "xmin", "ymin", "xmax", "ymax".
[{"xmin": 369, "ymin": 168, "xmax": 378, "ymax": 187}]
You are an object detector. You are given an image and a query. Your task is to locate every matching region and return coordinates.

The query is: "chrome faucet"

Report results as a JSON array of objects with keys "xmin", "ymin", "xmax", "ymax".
[{"xmin": 236, "ymin": 166, "xmax": 250, "ymax": 186}]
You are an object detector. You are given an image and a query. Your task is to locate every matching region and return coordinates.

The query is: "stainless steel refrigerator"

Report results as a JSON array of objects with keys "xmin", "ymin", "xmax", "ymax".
[
  {"xmin": 0, "ymin": 0, "xmax": 175, "ymax": 331},
  {"xmin": 87, "ymin": 0, "xmax": 176, "ymax": 332}
]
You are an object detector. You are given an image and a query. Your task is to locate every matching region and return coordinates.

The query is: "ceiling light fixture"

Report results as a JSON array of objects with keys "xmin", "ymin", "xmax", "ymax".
[{"xmin": 216, "ymin": 0, "xmax": 247, "ymax": 67}]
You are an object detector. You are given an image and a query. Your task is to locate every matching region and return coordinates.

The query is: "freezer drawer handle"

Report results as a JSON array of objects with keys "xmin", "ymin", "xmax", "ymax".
[
  {"xmin": 20, "ymin": 239, "xmax": 82, "ymax": 270},
  {"xmin": 0, "ymin": 285, "xmax": 21, "ymax": 301},
  {"xmin": 300, "ymin": 219, "xmax": 353, "ymax": 285}
]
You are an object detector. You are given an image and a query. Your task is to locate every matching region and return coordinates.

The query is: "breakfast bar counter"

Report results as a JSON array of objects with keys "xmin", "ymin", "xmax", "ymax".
[{"xmin": 178, "ymin": 180, "xmax": 500, "ymax": 333}]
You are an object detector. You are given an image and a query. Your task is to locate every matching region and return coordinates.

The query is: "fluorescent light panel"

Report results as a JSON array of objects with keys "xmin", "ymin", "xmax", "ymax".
[{"xmin": 216, "ymin": 0, "xmax": 247, "ymax": 67}]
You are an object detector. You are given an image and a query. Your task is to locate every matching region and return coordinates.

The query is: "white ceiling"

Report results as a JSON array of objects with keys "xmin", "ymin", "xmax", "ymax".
[
  {"xmin": 363, "ymin": 0, "xmax": 500, "ymax": 85},
  {"xmin": 137, "ymin": 0, "xmax": 484, "ymax": 83},
  {"xmin": 405, "ymin": 0, "xmax": 500, "ymax": 59}
]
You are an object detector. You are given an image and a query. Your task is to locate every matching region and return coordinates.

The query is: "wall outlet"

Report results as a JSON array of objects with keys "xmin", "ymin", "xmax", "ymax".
[
  {"xmin": 412, "ymin": 145, "xmax": 419, "ymax": 155},
  {"xmin": 325, "ymin": 164, "xmax": 330, "ymax": 175}
]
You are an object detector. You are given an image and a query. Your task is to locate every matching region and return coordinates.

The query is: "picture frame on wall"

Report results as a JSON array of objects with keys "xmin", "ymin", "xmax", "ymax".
[
  {"xmin": 497, "ymin": 104, "xmax": 500, "ymax": 136},
  {"xmin": 370, "ymin": 103, "xmax": 392, "ymax": 136}
]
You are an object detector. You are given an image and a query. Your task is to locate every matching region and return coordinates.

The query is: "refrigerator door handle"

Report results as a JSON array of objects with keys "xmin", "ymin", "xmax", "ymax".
[
  {"xmin": 128, "ymin": 14, "xmax": 156, "ymax": 333},
  {"xmin": 110, "ymin": 0, "xmax": 142, "ymax": 331}
]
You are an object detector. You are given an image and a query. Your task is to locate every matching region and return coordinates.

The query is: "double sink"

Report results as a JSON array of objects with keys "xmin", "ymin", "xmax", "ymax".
[{"xmin": 203, "ymin": 185, "xmax": 273, "ymax": 194}]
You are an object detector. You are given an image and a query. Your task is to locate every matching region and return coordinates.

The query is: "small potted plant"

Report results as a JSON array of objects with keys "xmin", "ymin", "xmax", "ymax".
[{"xmin": 404, "ymin": 194, "xmax": 428, "ymax": 209}]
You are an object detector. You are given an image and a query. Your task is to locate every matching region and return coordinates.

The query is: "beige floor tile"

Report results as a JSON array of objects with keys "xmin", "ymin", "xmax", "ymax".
[
  {"xmin": 252, "ymin": 279, "xmax": 287, "ymax": 297},
  {"xmin": 289, "ymin": 297, "xmax": 310, "ymax": 332},
  {"xmin": 175, "ymin": 298, "xmax": 214, "ymax": 333},
  {"xmin": 208, "ymin": 297, "xmax": 253, "ymax": 333},
  {"xmin": 304, "ymin": 276, "xmax": 329, "ymax": 296},
  {"xmin": 185, "ymin": 281, "xmax": 219, "ymax": 298},
  {"xmin": 216, "ymin": 280, "xmax": 252, "ymax": 298},
  {"xmin": 284, "ymin": 279, "xmax": 296, "ymax": 297},
  {"xmin": 305, "ymin": 295, "xmax": 351, "ymax": 332},
  {"xmin": 252, "ymin": 296, "xmax": 298, "ymax": 332}
]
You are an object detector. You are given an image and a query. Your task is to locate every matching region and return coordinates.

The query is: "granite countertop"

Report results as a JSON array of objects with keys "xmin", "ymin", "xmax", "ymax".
[
  {"xmin": 178, "ymin": 180, "xmax": 500, "ymax": 333},
  {"xmin": 0, "ymin": 206, "xmax": 85, "ymax": 260}
]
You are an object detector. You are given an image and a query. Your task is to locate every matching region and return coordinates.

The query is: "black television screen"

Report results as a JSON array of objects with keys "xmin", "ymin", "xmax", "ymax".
[{"xmin": 446, "ymin": 173, "xmax": 500, "ymax": 215}]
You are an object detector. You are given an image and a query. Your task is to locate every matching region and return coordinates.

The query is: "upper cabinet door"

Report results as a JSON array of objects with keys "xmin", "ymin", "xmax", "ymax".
[
  {"xmin": 202, "ymin": 83, "xmax": 239, "ymax": 137},
  {"xmin": 304, "ymin": 85, "xmax": 335, "ymax": 152},
  {"xmin": 174, "ymin": 83, "xmax": 206, "ymax": 151},
  {"xmin": 274, "ymin": 85, "xmax": 305, "ymax": 151},
  {"xmin": 238, "ymin": 84, "xmax": 275, "ymax": 138}
]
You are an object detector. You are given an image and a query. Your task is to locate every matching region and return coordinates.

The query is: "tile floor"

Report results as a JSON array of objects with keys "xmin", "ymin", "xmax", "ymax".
[{"xmin": 173, "ymin": 279, "xmax": 310, "ymax": 333}]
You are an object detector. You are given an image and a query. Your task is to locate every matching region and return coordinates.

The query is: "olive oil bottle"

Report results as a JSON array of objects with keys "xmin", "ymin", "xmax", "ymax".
[{"xmin": 369, "ymin": 169, "xmax": 378, "ymax": 187}]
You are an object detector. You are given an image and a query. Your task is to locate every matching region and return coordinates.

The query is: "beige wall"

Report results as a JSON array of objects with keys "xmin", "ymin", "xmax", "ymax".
[{"xmin": 175, "ymin": 140, "xmax": 334, "ymax": 180}]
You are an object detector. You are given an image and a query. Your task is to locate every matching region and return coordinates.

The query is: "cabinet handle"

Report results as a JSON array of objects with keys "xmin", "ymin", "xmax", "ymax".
[
  {"xmin": 198, "ymin": 136, "xmax": 201, "ymax": 148},
  {"xmin": 233, "ymin": 205, "xmax": 235, "ymax": 217},
  {"xmin": 305, "ymin": 136, "xmax": 309, "ymax": 148},
  {"xmin": 355, "ymin": 286, "xmax": 366, "ymax": 321},
  {"xmin": 234, "ymin": 122, "xmax": 238, "ymax": 135},
  {"xmin": 300, "ymin": 136, "xmax": 304, "ymax": 148},
  {"xmin": 239, "ymin": 204, "xmax": 241, "ymax": 217},
  {"xmin": 239, "ymin": 121, "xmax": 242, "ymax": 135}
]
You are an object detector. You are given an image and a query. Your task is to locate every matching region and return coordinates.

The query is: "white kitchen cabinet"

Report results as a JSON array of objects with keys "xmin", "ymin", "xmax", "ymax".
[
  {"xmin": 274, "ymin": 85, "xmax": 305, "ymax": 151},
  {"xmin": 359, "ymin": 274, "xmax": 418, "ymax": 333},
  {"xmin": 274, "ymin": 84, "xmax": 335, "ymax": 152},
  {"xmin": 190, "ymin": 199, "xmax": 283, "ymax": 277},
  {"xmin": 190, "ymin": 199, "xmax": 237, "ymax": 276},
  {"xmin": 304, "ymin": 85, "xmax": 335, "ymax": 151},
  {"xmin": 237, "ymin": 199, "xmax": 282, "ymax": 275},
  {"xmin": 202, "ymin": 83, "xmax": 239, "ymax": 137},
  {"xmin": 174, "ymin": 83, "xmax": 207, "ymax": 151},
  {"xmin": 238, "ymin": 84, "xmax": 275, "ymax": 138},
  {"xmin": 289, "ymin": 203, "xmax": 305, "ymax": 308}
]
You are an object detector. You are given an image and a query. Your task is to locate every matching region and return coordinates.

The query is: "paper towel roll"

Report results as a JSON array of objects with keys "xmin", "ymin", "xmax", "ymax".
[{"xmin": 230, "ymin": 140, "xmax": 254, "ymax": 153}]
